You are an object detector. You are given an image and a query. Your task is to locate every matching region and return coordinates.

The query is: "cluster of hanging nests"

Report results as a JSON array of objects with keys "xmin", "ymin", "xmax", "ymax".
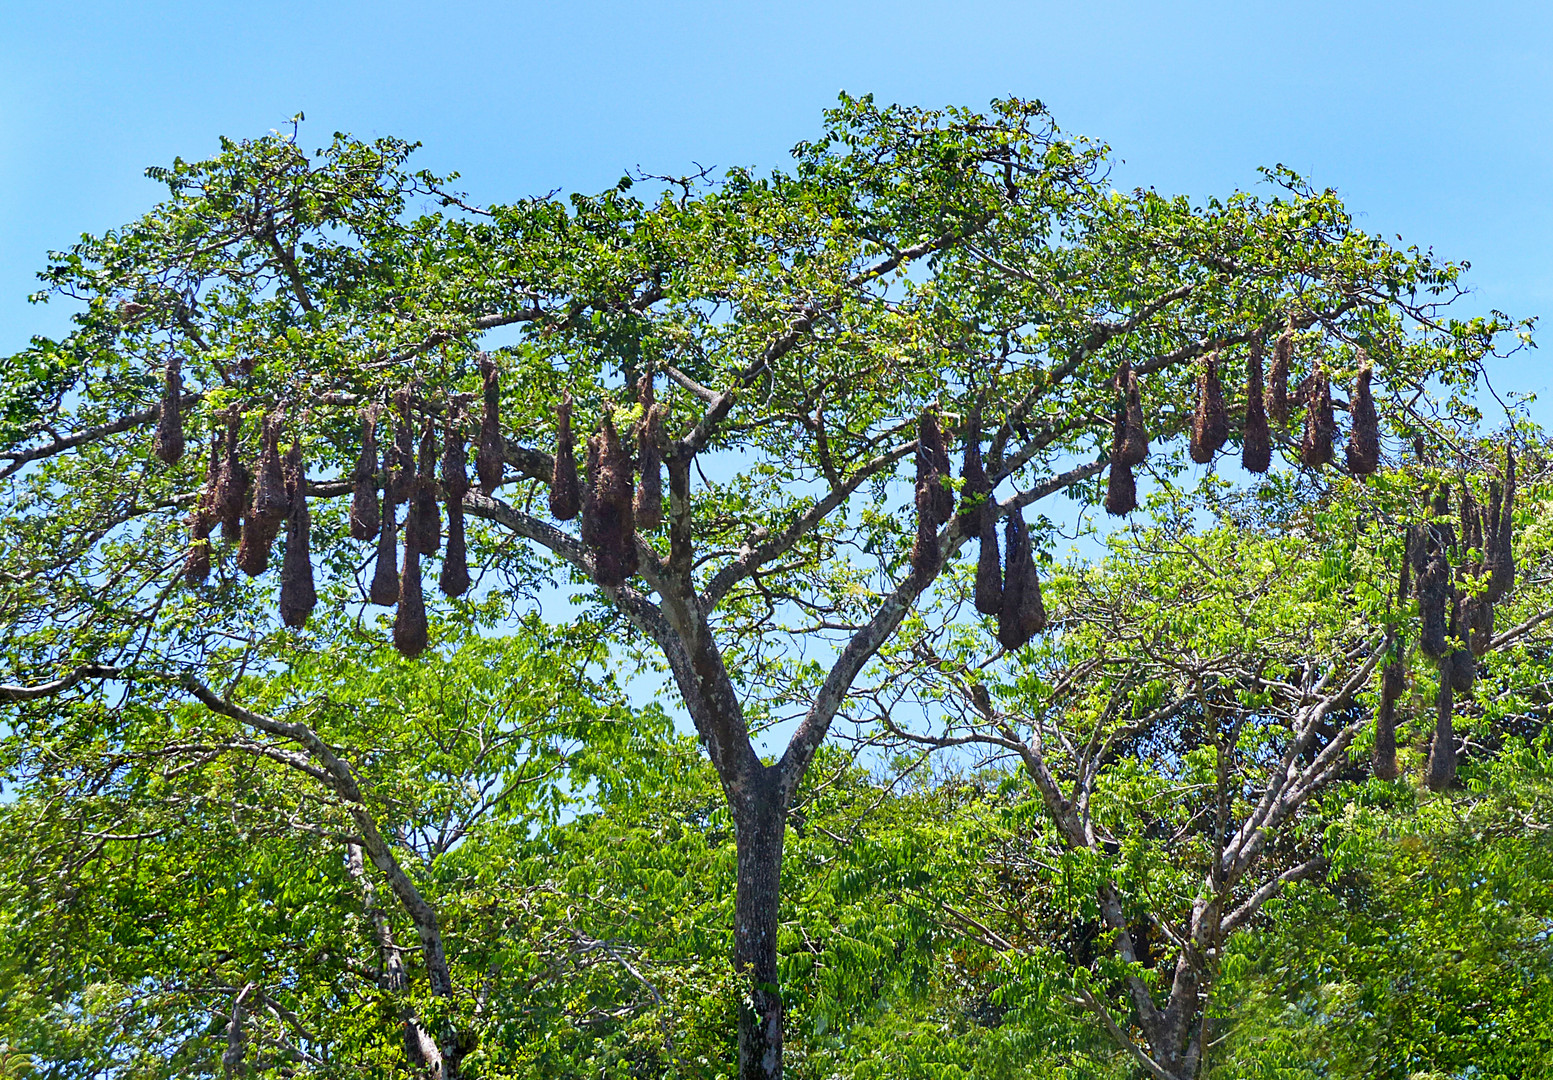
[
  {"xmin": 148, "ymin": 320, "xmax": 1517, "ymax": 738},
  {"xmin": 1094, "ymin": 318, "xmax": 1518, "ymax": 788},
  {"xmin": 1104, "ymin": 320, "xmax": 1382, "ymax": 515},
  {"xmin": 155, "ymin": 355, "xmax": 667, "ymax": 659},
  {"xmin": 1385, "ymin": 452, "xmax": 1518, "ymax": 790}
]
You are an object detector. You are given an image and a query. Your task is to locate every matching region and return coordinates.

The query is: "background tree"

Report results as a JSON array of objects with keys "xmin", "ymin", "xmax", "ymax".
[
  {"xmin": 872, "ymin": 459, "xmax": 1552, "ymax": 1079},
  {"xmin": 0, "ymin": 619, "xmax": 655, "ymax": 1078},
  {"xmin": 0, "ymin": 96, "xmax": 1529, "ymax": 1077}
]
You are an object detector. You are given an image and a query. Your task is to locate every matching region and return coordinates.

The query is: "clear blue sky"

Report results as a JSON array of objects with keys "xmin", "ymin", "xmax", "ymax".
[{"xmin": 3, "ymin": 0, "xmax": 1549, "ymax": 409}]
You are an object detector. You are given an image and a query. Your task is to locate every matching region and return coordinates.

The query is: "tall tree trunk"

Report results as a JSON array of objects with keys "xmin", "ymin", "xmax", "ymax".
[{"xmin": 733, "ymin": 768, "xmax": 786, "ymax": 1080}]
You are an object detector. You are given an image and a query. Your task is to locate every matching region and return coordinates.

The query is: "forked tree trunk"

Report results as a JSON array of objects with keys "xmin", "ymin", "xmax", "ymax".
[{"xmin": 733, "ymin": 767, "xmax": 786, "ymax": 1080}]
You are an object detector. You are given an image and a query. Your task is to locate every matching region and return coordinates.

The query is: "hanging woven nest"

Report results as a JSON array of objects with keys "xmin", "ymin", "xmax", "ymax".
[
  {"xmin": 957, "ymin": 399, "xmax": 993, "ymax": 536},
  {"xmin": 634, "ymin": 373, "xmax": 665, "ymax": 531},
  {"xmin": 349, "ymin": 406, "xmax": 381, "ymax": 541},
  {"xmin": 1189, "ymin": 351, "xmax": 1229, "ymax": 464},
  {"xmin": 1266, "ymin": 320, "xmax": 1294, "ymax": 428},
  {"xmin": 405, "ymin": 416, "xmax": 442, "ymax": 556},
  {"xmin": 1424, "ymin": 676, "xmax": 1456, "ymax": 792},
  {"xmin": 279, "ymin": 437, "xmax": 316, "ymax": 629},
  {"xmin": 476, "ymin": 354, "xmax": 505, "ymax": 494},
  {"xmin": 974, "ymin": 507, "xmax": 1002, "ymax": 616},
  {"xmin": 997, "ymin": 512, "xmax": 1046, "ymax": 650},
  {"xmin": 153, "ymin": 352, "xmax": 185, "ymax": 465},
  {"xmin": 584, "ymin": 412, "xmax": 637, "ymax": 587},
  {"xmin": 251, "ymin": 413, "xmax": 290, "ymax": 526},
  {"xmin": 214, "ymin": 410, "xmax": 250, "ymax": 543},
  {"xmin": 1485, "ymin": 445, "xmax": 1515, "ymax": 602},
  {"xmin": 1373, "ymin": 656, "xmax": 1404, "ymax": 781},
  {"xmin": 1104, "ymin": 459, "xmax": 1137, "ymax": 516},
  {"xmin": 549, "ymin": 390, "xmax": 581, "ymax": 522},
  {"xmin": 439, "ymin": 411, "xmax": 471, "ymax": 598},
  {"xmin": 917, "ymin": 410, "xmax": 955, "ymax": 527},
  {"xmin": 393, "ymin": 546, "xmax": 429, "ymax": 658},
  {"xmin": 1345, "ymin": 351, "xmax": 1380, "ymax": 476},
  {"xmin": 391, "ymin": 391, "xmax": 416, "ymax": 505},
  {"xmin": 368, "ymin": 437, "xmax": 401, "ymax": 607},
  {"xmin": 1242, "ymin": 338, "xmax": 1271, "ymax": 474},
  {"xmin": 1299, "ymin": 367, "xmax": 1337, "ymax": 467},
  {"xmin": 184, "ymin": 511, "xmax": 212, "ymax": 587},
  {"xmin": 1113, "ymin": 360, "xmax": 1149, "ymax": 468}
]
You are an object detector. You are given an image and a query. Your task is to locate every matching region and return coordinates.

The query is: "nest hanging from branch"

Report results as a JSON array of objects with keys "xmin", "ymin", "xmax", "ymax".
[
  {"xmin": 1299, "ymin": 367, "xmax": 1336, "ymax": 467},
  {"xmin": 153, "ymin": 351, "xmax": 185, "ymax": 465},
  {"xmin": 237, "ymin": 413, "xmax": 288, "ymax": 577},
  {"xmin": 184, "ymin": 512, "xmax": 212, "ymax": 587},
  {"xmin": 476, "ymin": 354, "xmax": 505, "ymax": 494},
  {"xmin": 1242, "ymin": 338, "xmax": 1271, "ymax": 474},
  {"xmin": 1266, "ymin": 320, "xmax": 1294, "ymax": 428},
  {"xmin": 549, "ymin": 391, "xmax": 581, "ymax": 522},
  {"xmin": 214, "ymin": 410, "xmax": 250, "ymax": 543},
  {"xmin": 439, "ymin": 411, "xmax": 471, "ymax": 598},
  {"xmin": 252, "ymin": 413, "xmax": 290, "ymax": 525},
  {"xmin": 975, "ymin": 508, "xmax": 1002, "ymax": 616},
  {"xmin": 917, "ymin": 410, "xmax": 955, "ymax": 527},
  {"xmin": 957, "ymin": 399, "xmax": 993, "ymax": 536},
  {"xmin": 997, "ymin": 512, "xmax": 1046, "ymax": 650},
  {"xmin": 910, "ymin": 475, "xmax": 943, "ymax": 581},
  {"xmin": 349, "ymin": 406, "xmax": 381, "ymax": 541},
  {"xmin": 391, "ymin": 391, "xmax": 416, "ymax": 505},
  {"xmin": 1485, "ymin": 445, "xmax": 1516, "ymax": 602},
  {"xmin": 393, "ymin": 547, "xmax": 429, "ymax": 658},
  {"xmin": 405, "ymin": 417, "xmax": 442, "ymax": 556},
  {"xmin": 1189, "ymin": 351, "xmax": 1229, "ymax": 464},
  {"xmin": 1104, "ymin": 457, "xmax": 1137, "ymax": 517},
  {"xmin": 279, "ymin": 437, "xmax": 316, "ymax": 629},
  {"xmin": 583, "ymin": 412, "xmax": 637, "ymax": 587},
  {"xmin": 184, "ymin": 433, "xmax": 220, "ymax": 586},
  {"xmin": 1412, "ymin": 490, "xmax": 1456, "ymax": 660},
  {"xmin": 1113, "ymin": 360, "xmax": 1149, "ymax": 468},
  {"xmin": 368, "ymin": 436, "xmax": 401, "ymax": 607},
  {"xmin": 634, "ymin": 374, "xmax": 665, "ymax": 531},
  {"xmin": 1424, "ymin": 676, "xmax": 1456, "ymax": 792},
  {"xmin": 1345, "ymin": 351, "xmax": 1380, "ymax": 476}
]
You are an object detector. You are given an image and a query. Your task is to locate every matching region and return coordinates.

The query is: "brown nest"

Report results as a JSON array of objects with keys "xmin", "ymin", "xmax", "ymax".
[
  {"xmin": 405, "ymin": 417, "xmax": 441, "ymax": 556},
  {"xmin": 1344, "ymin": 353, "xmax": 1380, "ymax": 476},
  {"xmin": 1242, "ymin": 339, "xmax": 1271, "ymax": 474},
  {"xmin": 1189, "ymin": 351, "xmax": 1228, "ymax": 464},
  {"xmin": 1424, "ymin": 676, "xmax": 1456, "ymax": 792},
  {"xmin": 634, "ymin": 374, "xmax": 665, "ymax": 531},
  {"xmin": 214, "ymin": 410, "xmax": 250, "ymax": 543},
  {"xmin": 1113, "ymin": 360, "xmax": 1149, "ymax": 468},
  {"xmin": 996, "ymin": 512, "xmax": 1046, "ymax": 650},
  {"xmin": 549, "ymin": 391, "xmax": 581, "ymax": 522},
  {"xmin": 918, "ymin": 410, "xmax": 954, "ymax": 527},
  {"xmin": 1299, "ymin": 367, "xmax": 1336, "ymax": 467},
  {"xmin": 439, "ymin": 412, "xmax": 471, "ymax": 598},
  {"xmin": 476, "ymin": 355, "xmax": 505, "ymax": 494},
  {"xmin": 153, "ymin": 352, "xmax": 185, "ymax": 465},
  {"xmin": 279, "ymin": 438, "xmax": 316, "ymax": 629},
  {"xmin": 349, "ymin": 406, "xmax": 381, "ymax": 541},
  {"xmin": 957, "ymin": 399, "xmax": 993, "ymax": 536},
  {"xmin": 393, "ymin": 547, "xmax": 429, "ymax": 658},
  {"xmin": 583, "ymin": 413, "xmax": 638, "ymax": 587},
  {"xmin": 1266, "ymin": 321, "xmax": 1294, "ymax": 428},
  {"xmin": 368, "ymin": 437, "xmax": 401, "ymax": 607}
]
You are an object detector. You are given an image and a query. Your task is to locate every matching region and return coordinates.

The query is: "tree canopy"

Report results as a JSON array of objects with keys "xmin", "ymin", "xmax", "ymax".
[{"xmin": 1, "ymin": 96, "xmax": 1547, "ymax": 1080}]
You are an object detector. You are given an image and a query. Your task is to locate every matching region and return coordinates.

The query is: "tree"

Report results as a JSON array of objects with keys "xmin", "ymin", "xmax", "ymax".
[
  {"xmin": 0, "ymin": 618, "xmax": 662, "ymax": 1077},
  {"xmin": 1215, "ymin": 729, "xmax": 1553, "ymax": 1078},
  {"xmin": 874, "ymin": 458, "xmax": 1551, "ymax": 1079},
  {"xmin": 0, "ymin": 95, "xmax": 1527, "ymax": 1077}
]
